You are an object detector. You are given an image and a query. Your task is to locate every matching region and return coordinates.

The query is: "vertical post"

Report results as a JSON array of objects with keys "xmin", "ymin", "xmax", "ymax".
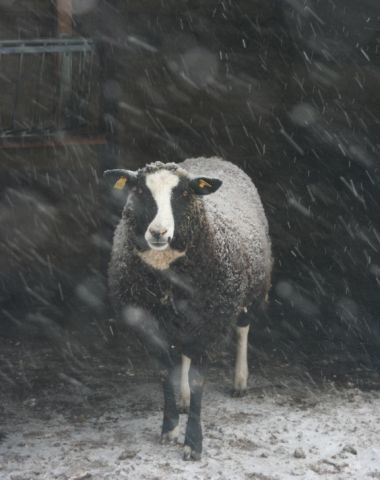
[
  {"xmin": 56, "ymin": 0, "xmax": 73, "ymax": 129},
  {"xmin": 57, "ymin": 0, "xmax": 73, "ymax": 36}
]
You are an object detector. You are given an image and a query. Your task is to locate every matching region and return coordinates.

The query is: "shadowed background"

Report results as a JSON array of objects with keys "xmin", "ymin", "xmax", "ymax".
[{"xmin": 1, "ymin": 0, "xmax": 380, "ymax": 385}]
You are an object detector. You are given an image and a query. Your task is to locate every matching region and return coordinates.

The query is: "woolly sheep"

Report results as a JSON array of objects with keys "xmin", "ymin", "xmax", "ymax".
[{"xmin": 104, "ymin": 156, "xmax": 272, "ymax": 460}]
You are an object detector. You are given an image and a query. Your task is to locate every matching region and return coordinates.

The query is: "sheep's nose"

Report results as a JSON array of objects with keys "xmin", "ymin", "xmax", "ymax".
[{"xmin": 149, "ymin": 227, "xmax": 168, "ymax": 239}]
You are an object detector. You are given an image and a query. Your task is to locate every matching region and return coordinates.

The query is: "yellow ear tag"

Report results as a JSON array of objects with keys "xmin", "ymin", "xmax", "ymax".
[
  {"xmin": 198, "ymin": 179, "xmax": 212, "ymax": 189},
  {"xmin": 114, "ymin": 177, "xmax": 127, "ymax": 189}
]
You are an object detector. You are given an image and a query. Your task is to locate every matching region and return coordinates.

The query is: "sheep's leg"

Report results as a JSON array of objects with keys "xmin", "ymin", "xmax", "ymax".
[
  {"xmin": 233, "ymin": 313, "xmax": 250, "ymax": 397},
  {"xmin": 159, "ymin": 356, "xmax": 179, "ymax": 444},
  {"xmin": 183, "ymin": 355, "xmax": 206, "ymax": 461},
  {"xmin": 179, "ymin": 354, "xmax": 191, "ymax": 413}
]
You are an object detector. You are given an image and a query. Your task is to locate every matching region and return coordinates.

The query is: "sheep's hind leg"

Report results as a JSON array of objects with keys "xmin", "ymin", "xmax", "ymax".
[
  {"xmin": 232, "ymin": 312, "xmax": 250, "ymax": 397},
  {"xmin": 183, "ymin": 355, "xmax": 206, "ymax": 461},
  {"xmin": 179, "ymin": 354, "xmax": 191, "ymax": 414},
  {"xmin": 159, "ymin": 357, "xmax": 179, "ymax": 444}
]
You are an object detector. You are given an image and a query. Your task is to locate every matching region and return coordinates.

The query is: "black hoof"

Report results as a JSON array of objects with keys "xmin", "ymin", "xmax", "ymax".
[{"xmin": 183, "ymin": 445, "xmax": 201, "ymax": 461}]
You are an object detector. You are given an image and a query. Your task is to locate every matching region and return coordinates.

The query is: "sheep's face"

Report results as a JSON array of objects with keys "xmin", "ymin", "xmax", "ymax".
[{"xmin": 104, "ymin": 166, "xmax": 222, "ymax": 253}]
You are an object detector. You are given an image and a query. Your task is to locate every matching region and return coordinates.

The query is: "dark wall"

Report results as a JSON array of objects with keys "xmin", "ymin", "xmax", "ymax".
[
  {"xmin": 0, "ymin": 146, "xmax": 107, "ymax": 336},
  {"xmin": 0, "ymin": 0, "xmax": 55, "ymax": 39},
  {"xmin": 1, "ymin": 1, "xmax": 380, "ymax": 366},
  {"xmin": 80, "ymin": 1, "xmax": 380, "ymax": 362}
]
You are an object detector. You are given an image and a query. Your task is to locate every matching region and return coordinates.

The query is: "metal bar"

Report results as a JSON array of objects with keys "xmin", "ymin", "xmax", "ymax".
[
  {"xmin": 0, "ymin": 38, "xmax": 93, "ymax": 46},
  {"xmin": 56, "ymin": 0, "xmax": 75, "ymax": 131},
  {"xmin": 11, "ymin": 52, "xmax": 24, "ymax": 129},
  {"xmin": 33, "ymin": 51, "xmax": 46, "ymax": 128},
  {"xmin": 0, "ymin": 42, "xmax": 94, "ymax": 55}
]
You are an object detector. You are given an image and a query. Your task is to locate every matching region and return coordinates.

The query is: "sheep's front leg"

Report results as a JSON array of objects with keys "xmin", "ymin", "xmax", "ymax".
[
  {"xmin": 183, "ymin": 356, "xmax": 206, "ymax": 461},
  {"xmin": 160, "ymin": 364, "xmax": 179, "ymax": 444},
  {"xmin": 233, "ymin": 315, "xmax": 250, "ymax": 397},
  {"xmin": 179, "ymin": 354, "xmax": 191, "ymax": 413}
]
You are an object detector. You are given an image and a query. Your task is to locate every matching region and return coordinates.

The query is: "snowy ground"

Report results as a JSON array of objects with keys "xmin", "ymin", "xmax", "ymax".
[{"xmin": 1, "ymin": 339, "xmax": 380, "ymax": 480}]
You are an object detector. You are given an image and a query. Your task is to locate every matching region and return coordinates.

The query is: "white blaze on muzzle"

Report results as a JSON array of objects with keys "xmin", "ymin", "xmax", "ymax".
[{"xmin": 145, "ymin": 170, "xmax": 179, "ymax": 250}]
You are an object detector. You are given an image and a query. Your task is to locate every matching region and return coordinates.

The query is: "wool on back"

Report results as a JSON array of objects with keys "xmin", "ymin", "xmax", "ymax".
[{"xmin": 180, "ymin": 157, "xmax": 272, "ymax": 300}]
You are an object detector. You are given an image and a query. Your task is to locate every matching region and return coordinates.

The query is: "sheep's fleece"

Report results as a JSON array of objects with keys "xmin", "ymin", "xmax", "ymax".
[{"xmin": 109, "ymin": 157, "xmax": 272, "ymax": 357}]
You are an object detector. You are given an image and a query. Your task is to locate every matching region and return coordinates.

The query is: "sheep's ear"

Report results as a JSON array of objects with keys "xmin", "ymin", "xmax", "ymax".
[
  {"xmin": 189, "ymin": 177, "xmax": 222, "ymax": 195},
  {"xmin": 103, "ymin": 169, "xmax": 138, "ymax": 190}
]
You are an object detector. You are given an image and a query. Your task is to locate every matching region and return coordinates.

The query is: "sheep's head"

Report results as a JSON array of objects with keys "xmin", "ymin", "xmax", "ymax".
[{"xmin": 104, "ymin": 162, "xmax": 222, "ymax": 253}]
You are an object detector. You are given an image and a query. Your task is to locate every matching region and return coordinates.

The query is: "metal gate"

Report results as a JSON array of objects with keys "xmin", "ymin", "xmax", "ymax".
[{"xmin": 0, "ymin": 37, "xmax": 102, "ymax": 148}]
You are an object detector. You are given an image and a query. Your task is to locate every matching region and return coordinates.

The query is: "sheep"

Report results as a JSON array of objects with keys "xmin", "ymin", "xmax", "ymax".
[{"xmin": 104, "ymin": 156, "xmax": 272, "ymax": 460}]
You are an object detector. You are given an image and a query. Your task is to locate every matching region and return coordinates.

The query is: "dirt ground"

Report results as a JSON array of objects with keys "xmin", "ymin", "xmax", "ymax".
[{"xmin": 1, "ymin": 336, "xmax": 380, "ymax": 480}]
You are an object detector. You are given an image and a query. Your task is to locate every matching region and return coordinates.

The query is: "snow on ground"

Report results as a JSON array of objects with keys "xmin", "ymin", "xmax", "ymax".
[{"xmin": 1, "ymin": 358, "xmax": 380, "ymax": 480}]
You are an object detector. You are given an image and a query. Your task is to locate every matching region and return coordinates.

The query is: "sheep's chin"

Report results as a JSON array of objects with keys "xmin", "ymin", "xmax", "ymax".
[{"xmin": 148, "ymin": 242, "xmax": 169, "ymax": 252}]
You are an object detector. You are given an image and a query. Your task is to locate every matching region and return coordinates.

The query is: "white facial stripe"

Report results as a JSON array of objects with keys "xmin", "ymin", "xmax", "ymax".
[{"xmin": 145, "ymin": 170, "xmax": 179, "ymax": 249}]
